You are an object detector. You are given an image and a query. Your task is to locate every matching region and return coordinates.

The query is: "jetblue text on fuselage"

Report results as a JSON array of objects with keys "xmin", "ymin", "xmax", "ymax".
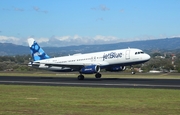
[{"xmin": 103, "ymin": 52, "xmax": 122, "ymax": 61}]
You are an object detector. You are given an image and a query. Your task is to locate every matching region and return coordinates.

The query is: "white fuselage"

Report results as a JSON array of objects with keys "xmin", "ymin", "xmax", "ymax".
[{"xmin": 34, "ymin": 48, "xmax": 150, "ymax": 70}]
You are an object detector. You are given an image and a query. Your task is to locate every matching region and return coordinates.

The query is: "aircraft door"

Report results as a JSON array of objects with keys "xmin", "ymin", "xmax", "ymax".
[{"xmin": 125, "ymin": 50, "xmax": 130, "ymax": 59}]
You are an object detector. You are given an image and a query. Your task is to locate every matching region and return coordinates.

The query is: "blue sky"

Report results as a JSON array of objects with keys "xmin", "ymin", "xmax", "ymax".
[{"xmin": 0, "ymin": 0, "xmax": 180, "ymax": 46}]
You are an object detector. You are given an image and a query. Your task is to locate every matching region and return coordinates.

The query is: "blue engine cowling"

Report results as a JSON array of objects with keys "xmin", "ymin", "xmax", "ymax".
[
  {"xmin": 80, "ymin": 65, "xmax": 100, "ymax": 74},
  {"xmin": 106, "ymin": 66, "xmax": 126, "ymax": 72}
]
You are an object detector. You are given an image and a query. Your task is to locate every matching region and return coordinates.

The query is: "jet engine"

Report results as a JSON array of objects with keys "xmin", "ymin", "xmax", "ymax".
[
  {"xmin": 106, "ymin": 66, "xmax": 126, "ymax": 72},
  {"xmin": 80, "ymin": 65, "xmax": 100, "ymax": 74}
]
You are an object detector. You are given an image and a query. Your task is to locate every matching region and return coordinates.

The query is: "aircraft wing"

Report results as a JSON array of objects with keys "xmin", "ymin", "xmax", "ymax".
[{"xmin": 33, "ymin": 61, "xmax": 109, "ymax": 70}]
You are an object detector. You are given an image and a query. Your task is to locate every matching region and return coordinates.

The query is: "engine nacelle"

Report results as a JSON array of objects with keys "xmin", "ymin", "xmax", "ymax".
[
  {"xmin": 106, "ymin": 66, "xmax": 126, "ymax": 72},
  {"xmin": 80, "ymin": 65, "xmax": 100, "ymax": 74}
]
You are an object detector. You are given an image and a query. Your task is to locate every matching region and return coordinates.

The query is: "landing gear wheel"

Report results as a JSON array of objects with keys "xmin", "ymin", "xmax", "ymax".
[
  {"xmin": 78, "ymin": 75, "xmax": 84, "ymax": 80},
  {"xmin": 131, "ymin": 71, "xmax": 135, "ymax": 75},
  {"xmin": 95, "ymin": 73, "xmax": 102, "ymax": 78},
  {"xmin": 130, "ymin": 65, "xmax": 135, "ymax": 75}
]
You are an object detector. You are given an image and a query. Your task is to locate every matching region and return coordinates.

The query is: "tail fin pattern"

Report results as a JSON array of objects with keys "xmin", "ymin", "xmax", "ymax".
[{"xmin": 28, "ymin": 38, "xmax": 50, "ymax": 61}]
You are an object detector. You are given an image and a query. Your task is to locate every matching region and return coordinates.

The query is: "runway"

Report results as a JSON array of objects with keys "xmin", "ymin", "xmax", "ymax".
[{"xmin": 0, "ymin": 76, "xmax": 180, "ymax": 89}]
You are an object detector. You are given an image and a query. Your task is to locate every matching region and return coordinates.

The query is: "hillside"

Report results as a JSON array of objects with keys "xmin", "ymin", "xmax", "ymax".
[{"xmin": 0, "ymin": 37, "xmax": 180, "ymax": 56}]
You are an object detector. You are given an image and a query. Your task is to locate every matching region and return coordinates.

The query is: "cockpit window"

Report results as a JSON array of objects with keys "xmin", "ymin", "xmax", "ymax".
[{"xmin": 135, "ymin": 51, "xmax": 144, "ymax": 55}]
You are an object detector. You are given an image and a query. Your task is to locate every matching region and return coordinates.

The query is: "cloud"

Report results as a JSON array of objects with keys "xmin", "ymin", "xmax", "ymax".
[
  {"xmin": 36, "ymin": 37, "xmax": 49, "ymax": 43},
  {"xmin": 2, "ymin": 6, "xmax": 48, "ymax": 13},
  {"xmin": 96, "ymin": 18, "xmax": 104, "ymax": 21},
  {"xmin": 94, "ymin": 35, "xmax": 118, "ymax": 42},
  {"xmin": 91, "ymin": 7, "xmax": 97, "ymax": 10},
  {"xmin": 91, "ymin": 5, "xmax": 110, "ymax": 11},
  {"xmin": 42, "ymin": 10, "xmax": 48, "ymax": 13},
  {"xmin": 120, "ymin": 9, "xmax": 124, "ymax": 13},
  {"xmin": 44, "ymin": 35, "xmax": 119, "ymax": 47},
  {"xmin": 100, "ymin": 5, "xmax": 109, "ymax": 11},
  {"xmin": 2, "ymin": 35, "xmax": 179, "ymax": 47},
  {"xmin": 2, "ymin": 7, "xmax": 24, "ymax": 12},
  {"xmin": 13, "ymin": 7, "xmax": 24, "ymax": 12},
  {"xmin": 2, "ymin": 8, "xmax": 10, "ymax": 11},
  {"xmin": 33, "ymin": 6, "xmax": 48, "ymax": 13},
  {"xmin": 56, "ymin": 36, "xmax": 71, "ymax": 41},
  {"xmin": 0, "ymin": 36, "xmax": 20, "ymax": 44},
  {"xmin": 33, "ymin": 6, "xmax": 40, "ymax": 12},
  {"xmin": 18, "ymin": 35, "xmax": 120, "ymax": 47}
]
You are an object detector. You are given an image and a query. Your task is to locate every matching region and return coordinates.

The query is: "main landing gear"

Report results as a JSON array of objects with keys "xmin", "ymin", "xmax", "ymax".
[
  {"xmin": 77, "ymin": 73, "xmax": 102, "ymax": 80},
  {"xmin": 95, "ymin": 73, "xmax": 101, "ymax": 78},
  {"xmin": 77, "ymin": 74, "xmax": 84, "ymax": 80}
]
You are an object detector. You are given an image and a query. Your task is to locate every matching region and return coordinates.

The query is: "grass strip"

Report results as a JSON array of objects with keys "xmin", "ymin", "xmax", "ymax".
[{"xmin": 0, "ymin": 85, "xmax": 180, "ymax": 115}]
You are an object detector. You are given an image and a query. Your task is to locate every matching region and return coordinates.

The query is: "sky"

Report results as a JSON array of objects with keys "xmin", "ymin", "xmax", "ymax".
[{"xmin": 0, "ymin": 0, "xmax": 180, "ymax": 47}]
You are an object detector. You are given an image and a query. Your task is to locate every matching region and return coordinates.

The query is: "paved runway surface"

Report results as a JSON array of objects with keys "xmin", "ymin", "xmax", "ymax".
[{"xmin": 0, "ymin": 76, "xmax": 180, "ymax": 89}]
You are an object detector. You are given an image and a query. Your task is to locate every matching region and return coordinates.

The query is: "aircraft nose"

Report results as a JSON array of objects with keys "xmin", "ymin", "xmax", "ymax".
[{"xmin": 146, "ymin": 54, "xmax": 151, "ymax": 60}]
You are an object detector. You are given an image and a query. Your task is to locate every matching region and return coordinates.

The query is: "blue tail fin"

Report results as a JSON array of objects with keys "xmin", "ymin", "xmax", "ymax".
[{"xmin": 28, "ymin": 38, "xmax": 50, "ymax": 61}]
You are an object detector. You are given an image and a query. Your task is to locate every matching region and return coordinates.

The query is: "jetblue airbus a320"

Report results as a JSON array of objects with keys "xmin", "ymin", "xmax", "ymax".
[{"xmin": 28, "ymin": 38, "xmax": 150, "ymax": 80}]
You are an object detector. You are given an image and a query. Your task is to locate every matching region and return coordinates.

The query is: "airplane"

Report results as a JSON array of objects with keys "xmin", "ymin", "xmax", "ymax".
[{"xmin": 28, "ymin": 38, "xmax": 151, "ymax": 80}]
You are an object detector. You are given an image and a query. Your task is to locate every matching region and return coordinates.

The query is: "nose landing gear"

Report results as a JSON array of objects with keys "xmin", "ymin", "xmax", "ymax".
[{"xmin": 130, "ymin": 66, "xmax": 136, "ymax": 75}]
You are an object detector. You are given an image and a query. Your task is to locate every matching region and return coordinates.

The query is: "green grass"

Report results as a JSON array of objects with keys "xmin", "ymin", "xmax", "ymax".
[{"xmin": 0, "ymin": 85, "xmax": 180, "ymax": 115}]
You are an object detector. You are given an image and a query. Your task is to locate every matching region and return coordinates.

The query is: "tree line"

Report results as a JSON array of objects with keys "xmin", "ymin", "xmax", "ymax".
[
  {"xmin": 0, "ymin": 55, "xmax": 37, "ymax": 71},
  {"xmin": 0, "ymin": 53, "xmax": 180, "ymax": 72}
]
